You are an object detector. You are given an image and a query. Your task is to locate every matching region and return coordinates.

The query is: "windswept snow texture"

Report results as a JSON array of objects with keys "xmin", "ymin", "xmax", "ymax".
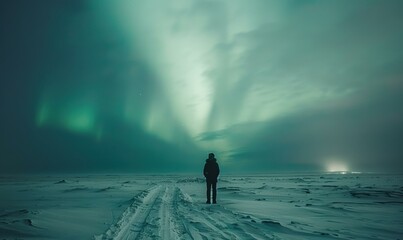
[{"xmin": 1, "ymin": 174, "xmax": 403, "ymax": 239}]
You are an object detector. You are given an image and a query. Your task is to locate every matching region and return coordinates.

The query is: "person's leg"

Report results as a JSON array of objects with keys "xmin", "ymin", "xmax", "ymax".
[
  {"xmin": 206, "ymin": 180, "xmax": 211, "ymax": 203},
  {"xmin": 212, "ymin": 181, "xmax": 217, "ymax": 203}
]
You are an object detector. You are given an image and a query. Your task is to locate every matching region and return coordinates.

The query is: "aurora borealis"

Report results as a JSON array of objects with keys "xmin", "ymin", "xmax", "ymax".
[{"xmin": 1, "ymin": 0, "xmax": 403, "ymax": 173}]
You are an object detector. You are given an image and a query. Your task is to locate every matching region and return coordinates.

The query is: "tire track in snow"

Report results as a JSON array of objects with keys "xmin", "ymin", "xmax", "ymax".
[
  {"xmin": 158, "ymin": 186, "xmax": 181, "ymax": 240},
  {"xmin": 116, "ymin": 185, "xmax": 162, "ymax": 240},
  {"xmin": 96, "ymin": 185, "xmax": 188, "ymax": 240},
  {"xmin": 175, "ymin": 188, "xmax": 276, "ymax": 240},
  {"xmin": 176, "ymin": 189, "xmax": 237, "ymax": 240},
  {"xmin": 95, "ymin": 185, "xmax": 162, "ymax": 240},
  {"xmin": 175, "ymin": 187, "xmax": 328, "ymax": 240},
  {"xmin": 172, "ymin": 188, "xmax": 205, "ymax": 240},
  {"xmin": 96, "ymin": 183, "xmax": 319, "ymax": 240}
]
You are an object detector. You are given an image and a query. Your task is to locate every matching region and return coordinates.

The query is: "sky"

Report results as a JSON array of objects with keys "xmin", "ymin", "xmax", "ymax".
[{"xmin": 1, "ymin": 0, "xmax": 403, "ymax": 173}]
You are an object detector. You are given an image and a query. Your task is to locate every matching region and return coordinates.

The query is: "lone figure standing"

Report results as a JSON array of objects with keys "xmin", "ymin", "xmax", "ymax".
[{"xmin": 203, "ymin": 153, "xmax": 220, "ymax": 204}]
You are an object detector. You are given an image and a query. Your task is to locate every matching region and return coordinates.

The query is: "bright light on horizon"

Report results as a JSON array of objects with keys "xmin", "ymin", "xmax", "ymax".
[{"xmin": 326, "ymin": 160, "xmax": 349, "ymax": 172}]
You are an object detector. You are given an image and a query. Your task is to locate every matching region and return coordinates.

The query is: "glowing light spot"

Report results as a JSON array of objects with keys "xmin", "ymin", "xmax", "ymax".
[{"xmin": 326, "ymin": 159, "xmax": 348, "ymax": 172}]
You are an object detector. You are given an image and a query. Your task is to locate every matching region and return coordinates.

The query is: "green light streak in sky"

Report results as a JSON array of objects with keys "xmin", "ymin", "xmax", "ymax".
[
  {"xmin": 36, "ymin": 98, "xmax": 100, "ymax": 139},
  {"xmin": 61, "ymin": 107, "xmax": 95, "ymax": 133}
]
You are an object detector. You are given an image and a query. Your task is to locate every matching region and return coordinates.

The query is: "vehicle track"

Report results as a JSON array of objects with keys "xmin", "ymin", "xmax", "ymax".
[{"xmin": 95, "ymin": 184, "xmax": 325, "ymax": 240}]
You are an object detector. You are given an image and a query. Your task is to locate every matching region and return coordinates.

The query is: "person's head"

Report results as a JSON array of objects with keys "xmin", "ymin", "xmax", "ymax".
[{"xmin": 208, "ymin": 153, "xmax": 215, "ymax": 159}]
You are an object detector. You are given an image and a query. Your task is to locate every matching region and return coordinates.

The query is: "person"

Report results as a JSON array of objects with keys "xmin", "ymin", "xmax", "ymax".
[{"xmin": 203, "ymin": 153, "xmax": 220, "ymax": 204}]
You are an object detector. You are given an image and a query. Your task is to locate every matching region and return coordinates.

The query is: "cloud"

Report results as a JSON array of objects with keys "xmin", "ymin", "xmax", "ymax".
[{"xmin": 198, "ymin": 75, "xmax": 403, "ymax": 172}]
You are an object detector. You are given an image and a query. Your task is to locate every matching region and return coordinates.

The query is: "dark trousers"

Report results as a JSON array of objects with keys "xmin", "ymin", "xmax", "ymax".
[{"xmin": 206, "ymin": 180, "xmax": 217, "ymax": 202}]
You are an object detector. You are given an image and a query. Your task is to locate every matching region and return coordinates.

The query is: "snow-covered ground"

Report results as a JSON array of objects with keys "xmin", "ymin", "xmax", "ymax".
[{"xmin": 0, "ymin": 173, "xmax": 402, "ymax": 239}]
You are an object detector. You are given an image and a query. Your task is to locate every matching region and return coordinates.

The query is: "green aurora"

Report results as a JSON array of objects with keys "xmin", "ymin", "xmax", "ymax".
[{"xmin": 1, "ymin": 0, "xmax": 403, "ymax": 173}]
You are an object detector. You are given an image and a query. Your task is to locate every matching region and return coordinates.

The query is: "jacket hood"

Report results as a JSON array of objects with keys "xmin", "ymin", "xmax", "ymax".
[{"xmin": 206, "ymin": 158, "xmax": 217, "ymax": 162}]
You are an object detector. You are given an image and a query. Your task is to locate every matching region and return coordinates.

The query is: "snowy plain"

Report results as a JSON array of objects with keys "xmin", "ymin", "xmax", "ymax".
[{"xmin": 0, "ymin": 173, "xmax": 402, "ymax": 239}]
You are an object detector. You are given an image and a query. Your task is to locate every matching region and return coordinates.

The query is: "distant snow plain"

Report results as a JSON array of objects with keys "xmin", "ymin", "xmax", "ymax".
[{"xmin": 0, "ymin": 173, "xmax": 402, "ymax": 239}]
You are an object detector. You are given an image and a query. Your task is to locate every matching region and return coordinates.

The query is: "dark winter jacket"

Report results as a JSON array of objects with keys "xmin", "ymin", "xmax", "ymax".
[{"xmin": 203, "ymin": 158, "xmax": 220, "ymax": 182}]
